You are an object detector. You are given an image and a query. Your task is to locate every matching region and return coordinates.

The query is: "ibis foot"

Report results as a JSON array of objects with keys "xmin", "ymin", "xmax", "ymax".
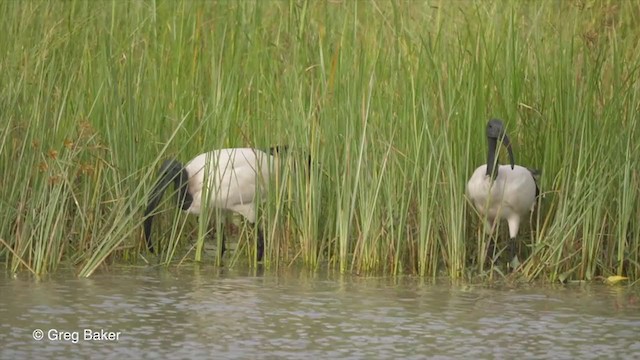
[{"xmin": 508, "ymin": 255, "xmax": 520, "ymax": 272}]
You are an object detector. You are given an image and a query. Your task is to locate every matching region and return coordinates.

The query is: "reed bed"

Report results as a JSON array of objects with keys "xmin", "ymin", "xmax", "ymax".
[{"xmin": 1, "ymin": 0, "xmax": 638, "ymax": 282}]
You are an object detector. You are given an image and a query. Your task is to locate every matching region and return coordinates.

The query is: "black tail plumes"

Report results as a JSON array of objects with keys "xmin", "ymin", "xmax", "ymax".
[
  {"xmin": 143, "ymin": 159, "xmax": 193, "ymax": 253},
  {"xmin": 527, "ymin": 167, "xmax": 542, "ymax": 199},
  {"xmin": 268, "ymin": 145, "xmax": 312, "ymax": 172},
  {"xmin": 268, "ymin": 145, "xmax": 289, "ymax": 155}
]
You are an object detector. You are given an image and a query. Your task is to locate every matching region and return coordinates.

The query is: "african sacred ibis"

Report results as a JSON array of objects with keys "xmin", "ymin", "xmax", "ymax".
[
  {"xmin": 466, "ymin": 119, "xmax": 540, "ymax": 269},
  {"xmin": 143, "ymin": 146, "xmax": 288, "ymax": 261}
]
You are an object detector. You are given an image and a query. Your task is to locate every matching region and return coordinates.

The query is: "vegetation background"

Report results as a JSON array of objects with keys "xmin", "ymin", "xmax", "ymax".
[{"xmin": 1, "ymin": 0, "xmax": 638, "ymax": 282}]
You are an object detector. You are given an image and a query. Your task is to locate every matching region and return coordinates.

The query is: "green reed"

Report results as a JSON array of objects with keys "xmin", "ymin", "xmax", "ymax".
[{"xmin": 0, "ymin": 0, "xmax": 638, "ymax": 282}]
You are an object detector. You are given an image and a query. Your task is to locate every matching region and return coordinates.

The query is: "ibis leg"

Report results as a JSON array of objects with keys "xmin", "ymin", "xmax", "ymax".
[
  {"xmin": 256, "ymin": 226, "xmax": 264, "ymax": 262},
  {"xmin": 506, "ymin": 217, "xmax": 522, "ymax": 271},
  {"xmin": 207, "ymin": 224, "xmax": 227, "ymax": 258},
  {"xmin": 508, "ymin": 237, "xmax": 520, "ymax": 271},
  {"xmin": 486, "ymin": 238, "xmax": 497, "ymax": 265},
  {"xmin": 509, "ymin": 238, "xmax": 516, "ymax": 261},
  {"xmin": 220, "ymin": 233, "xmax": 227, "ymax": 258}
]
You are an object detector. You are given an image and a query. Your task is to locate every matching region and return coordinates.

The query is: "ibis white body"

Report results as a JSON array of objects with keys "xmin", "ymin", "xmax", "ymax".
[
  {"xmin": 183, "ymin": 148, "xmax": 272, "ymax": 220},
  {"xmin": 466, "ymin": 164, "xmax": 537, "ymax": 239},
  {"xmin": 144, "ymin": 147, "xmax": 285, "ymax": 258}
]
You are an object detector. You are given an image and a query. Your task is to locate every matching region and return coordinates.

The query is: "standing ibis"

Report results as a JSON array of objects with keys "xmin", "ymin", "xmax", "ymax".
[
  {"xmin": 143, "ymin": 146, "xmax": 288, "ymax": 261},
  {"xmin": 466, "ymin": 119, "xmax": 540, "ymax": 270}
]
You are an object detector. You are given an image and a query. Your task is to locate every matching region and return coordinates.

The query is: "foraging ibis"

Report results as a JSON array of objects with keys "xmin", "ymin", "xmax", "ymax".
[
  {"xmin": 466, "ymin": 119, "xmax": 540, "ymax": 269},
  {"xmin": 143, "ymin": 147, "xmax": 288, "ymax": 261}
]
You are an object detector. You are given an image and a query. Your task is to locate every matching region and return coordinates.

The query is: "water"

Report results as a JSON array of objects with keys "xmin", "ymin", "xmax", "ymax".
[{"xmin": 1, "ymin": 266, "xmax": 639, "ymax": 359}]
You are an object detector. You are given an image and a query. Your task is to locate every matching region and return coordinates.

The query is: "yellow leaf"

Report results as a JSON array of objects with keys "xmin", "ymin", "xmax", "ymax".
[{"xmin": 605, "ymin": 275, "xmax": 628, "ymax": 285}]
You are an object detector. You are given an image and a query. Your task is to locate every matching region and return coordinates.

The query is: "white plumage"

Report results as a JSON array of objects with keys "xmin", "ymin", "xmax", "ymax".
[
  {"xmin": 466, "ymin": 119, "xmax": 539, "ymax": 269},
  {"xmin": 182, "ymin": 148, "xmax": 272, "ymax": 221},
  {"xmin": 467, "ymin": 165, "xmax": 538, "ymax": 238},
  {"xmin": 144, "ymin": 147, "xmax": 284, "ymax": 261}
]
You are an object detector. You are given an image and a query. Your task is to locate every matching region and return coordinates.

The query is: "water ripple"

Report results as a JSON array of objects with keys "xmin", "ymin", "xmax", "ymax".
[{"xmin": 1, "ymin": 269, "xmax": 638, "ymax": 359}]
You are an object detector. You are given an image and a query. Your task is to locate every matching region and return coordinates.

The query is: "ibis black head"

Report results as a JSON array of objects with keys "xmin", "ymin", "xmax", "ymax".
[{"xmin": 486, "ymin": 118, "xmax": 515, "ymax": 170}]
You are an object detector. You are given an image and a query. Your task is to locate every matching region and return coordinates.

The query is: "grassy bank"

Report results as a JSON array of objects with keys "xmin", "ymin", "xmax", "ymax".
[{"xmin": 0, "ymin": 0, "xmax": 638, "ymax": 282}]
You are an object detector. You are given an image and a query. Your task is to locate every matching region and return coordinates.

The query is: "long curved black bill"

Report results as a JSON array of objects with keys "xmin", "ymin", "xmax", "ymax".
[{"xmin": 501, "ymin": 133, "xmax": 515, "ymax": 169}]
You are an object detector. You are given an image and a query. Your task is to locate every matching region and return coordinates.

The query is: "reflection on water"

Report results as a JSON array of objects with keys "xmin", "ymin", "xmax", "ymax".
[{"xmin": 1, "ymin": 266, "xmax": 639, "ymax": 359}]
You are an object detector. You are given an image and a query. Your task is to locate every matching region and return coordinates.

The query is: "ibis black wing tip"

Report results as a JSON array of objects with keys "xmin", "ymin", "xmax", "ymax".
[
  {"xmin": 527, "ymin": 167, "xmax": 542, "ymax": 199},
  {"xmin": 527, "ymin": 167, "xmax": 542, "ymax": 176},
  {"xmin": 268, "ymin": 145, "xmax": 289, "ymax": 155}
]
